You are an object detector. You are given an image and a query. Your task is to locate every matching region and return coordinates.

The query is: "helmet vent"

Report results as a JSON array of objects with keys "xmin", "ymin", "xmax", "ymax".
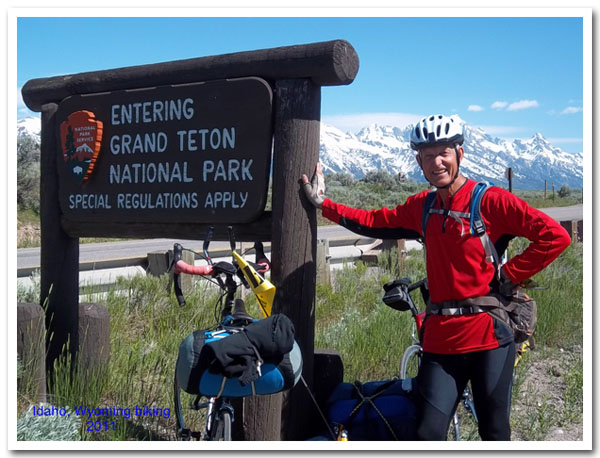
[
  {"xmin": 445, "ymin": 123, "xmax": 450, "ymax": 134},
  {"xmin": 436, "ymin": 125, "xmax": 441, "ymax": 137},
  {"xmin": 423, "ymin": 127, "xmax": 429, "ymax": 137}
]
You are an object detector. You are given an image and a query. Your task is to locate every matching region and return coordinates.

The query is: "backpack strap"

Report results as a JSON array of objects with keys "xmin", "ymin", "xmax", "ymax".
[
  {"xmin": 420, "ymin": 182, "xmax": 506, "ymax": 315},
  {"xmin": 469, "ymin": 182, "xmax": 501, "ymax": 278},
  {"xmin": 421, "ymin": 184, "xmax": 489, "ymax": 240},
  {"xmin": 421, "ymin": 190, "xmax": 438, "ymax": 239}
]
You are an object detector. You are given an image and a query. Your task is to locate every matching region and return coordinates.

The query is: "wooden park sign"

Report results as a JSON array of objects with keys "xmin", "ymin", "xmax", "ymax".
[
  {"xmin": 56, "ymin": 78, "xmax": 273, "ymax": 224},
  {"xmin": 22, "ymin": 39, "xmax": 359, "ymax": 441}
]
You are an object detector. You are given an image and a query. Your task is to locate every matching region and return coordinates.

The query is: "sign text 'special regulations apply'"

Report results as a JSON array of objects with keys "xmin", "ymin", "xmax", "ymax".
[{"xmin": 56, "ymin": 77, "xmax": 273, "ymax": 224}]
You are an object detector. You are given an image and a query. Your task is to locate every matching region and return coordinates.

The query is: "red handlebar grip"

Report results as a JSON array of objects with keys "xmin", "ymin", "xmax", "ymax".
[
  {"xmin": 174, "ymin": 260, "xmax": 213, "ymax": 276},
  {"xmin": 255, "ymin": 261, "xmax": 270, "ymax": 274}
]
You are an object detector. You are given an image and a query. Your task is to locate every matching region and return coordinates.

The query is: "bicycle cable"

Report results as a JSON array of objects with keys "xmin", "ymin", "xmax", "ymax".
[{"xmin": 299, "ymin": 374, "xmax": 337, "ymax": 441}]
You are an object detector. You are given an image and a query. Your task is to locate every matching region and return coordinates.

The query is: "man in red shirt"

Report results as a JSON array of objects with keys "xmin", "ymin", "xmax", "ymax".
[{"xmin": 302, "ymin": 114, "xmax": 570, "ymax": 440}]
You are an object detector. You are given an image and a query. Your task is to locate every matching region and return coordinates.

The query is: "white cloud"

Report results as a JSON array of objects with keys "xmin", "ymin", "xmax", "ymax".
[
  {"xmin": 322, "ymin": 112, "xmax": 423, "ymax": 133},
  {"xmin": 468, "ymin": 105, "xmax": 483, "ymax": 112},
  {"xmin": 491, "ymin": 100, "xmax": 540, "ymax": 112},
  {"xmin": 491, "ymin": 101, "xmax": 508, "ymax": 110},
  {"xmin": 561, "ymin": 106, "xmax": 583, "ymax": 115},
  {"xmin": 506, "ymin": 99, "xmax": 539, "ymax": 111}
]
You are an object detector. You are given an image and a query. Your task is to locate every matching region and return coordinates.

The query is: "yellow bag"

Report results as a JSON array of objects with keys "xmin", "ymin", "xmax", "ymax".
[{"xmin": 232, "ymin": 251, "xmax": 276, "ymax": 318}]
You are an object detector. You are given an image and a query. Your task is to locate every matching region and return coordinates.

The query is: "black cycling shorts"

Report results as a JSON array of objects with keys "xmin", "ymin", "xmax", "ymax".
[{"xmin": 415, "ymin": 341, "xmax": 516, "ymax": 441}]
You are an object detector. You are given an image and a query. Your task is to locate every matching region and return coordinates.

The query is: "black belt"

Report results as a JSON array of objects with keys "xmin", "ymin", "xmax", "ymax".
[{"xmin": 427, "ymin": 305, "xmax": 486, "ymax": 316}]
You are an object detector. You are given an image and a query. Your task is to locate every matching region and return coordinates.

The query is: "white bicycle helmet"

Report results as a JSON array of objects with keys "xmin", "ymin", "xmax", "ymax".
[{"xmin": 410, "ymin": 114, "xmax": 464, "ymax": 151}]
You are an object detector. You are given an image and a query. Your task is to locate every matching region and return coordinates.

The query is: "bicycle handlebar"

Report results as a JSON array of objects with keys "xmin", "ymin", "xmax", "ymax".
[
  {"xmin": 173, "ymin": 243, "xmax": 187, "ymax": 306},
  {"xmin": 172, "ymin": 231, "xmax": 271, "ymax": 308},
  {"xmin": 407, "ymin": 278, "xmax": 426, "ymax": 293},
  {"xmin": 174, "ymin": 260, "xmax": 213, "ymax": 276}
]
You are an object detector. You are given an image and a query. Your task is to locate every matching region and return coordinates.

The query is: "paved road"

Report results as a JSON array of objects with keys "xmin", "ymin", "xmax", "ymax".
[
  {"xmin": 16, "ymin": 225, "xmax": 374, "ymax": 271},
  {"xmin": 17, "ymin": 204, "xmax": 583, "ymax": 271}
]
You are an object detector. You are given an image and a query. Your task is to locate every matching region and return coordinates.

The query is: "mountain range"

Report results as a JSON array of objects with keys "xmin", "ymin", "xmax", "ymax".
[
  {"xmin": 320, "ymin": 117, "xmax": 583, "ymax": 191},
  {"xmin": 17, "ymin": 115, "xmax": 583, "ymax": 190}
]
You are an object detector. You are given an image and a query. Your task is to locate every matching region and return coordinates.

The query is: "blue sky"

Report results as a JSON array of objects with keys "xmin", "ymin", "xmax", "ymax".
[{"xmin": 16, "ymin": 13, "xmax": 586, "ymax": 154}]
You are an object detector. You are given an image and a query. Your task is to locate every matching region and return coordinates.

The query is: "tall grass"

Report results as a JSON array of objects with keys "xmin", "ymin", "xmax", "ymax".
[
  {"xmin": 315, "ymin": 241, "xmax": 584, "ymax": 363},
  {"xmin": 507, "ymin": 239, "xmax": 583, "ymax": 348},
  {"xmin": 314, "ymin": 240, "xmax": 583, "ymax": 440},
  {"xmin": 17, "ymin": 273, "xmax": 227, "ymax": 441},
  {"xmin": 315, "ymin": 250, "xmax": 428, "ymax": 382}
]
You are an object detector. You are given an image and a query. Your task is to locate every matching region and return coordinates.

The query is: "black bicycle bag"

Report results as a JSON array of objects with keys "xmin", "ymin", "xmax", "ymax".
[{"xmin": 176, "ymin": 313, "xmax": 303, "ymax": 397}]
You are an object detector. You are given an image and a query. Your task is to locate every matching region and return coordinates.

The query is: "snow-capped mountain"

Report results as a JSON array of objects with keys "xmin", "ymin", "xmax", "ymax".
[
  {"xmin": 17, "ymin": 116, "xmax": 41, "ymax": 142},
  {"xmin": 17, "ymin": 115, "xmax": 582, "ymax": 190},
  {"xmin": 320, "ymin": 117, "xmax": 583, "ymax": 190}
]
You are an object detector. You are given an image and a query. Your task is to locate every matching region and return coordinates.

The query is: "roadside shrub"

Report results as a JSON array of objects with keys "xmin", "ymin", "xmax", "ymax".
[
  {"xmin": 17, "ymin": 404, "xmax": 81, "ymax": 441},
  {"xmin": 17, "ymin": 136, "xmax": 41, "ymax": 213},
  {"xmin": 557, "ymin": 185, "xmax": 572, "ymax": 198}
]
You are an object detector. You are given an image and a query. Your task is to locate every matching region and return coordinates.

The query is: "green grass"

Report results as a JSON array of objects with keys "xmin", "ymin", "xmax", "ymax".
[
  {"xmin": 514, "ymin": 189, "xmax": 583, "ymax": 208},
  {"xmin": 314, "ymin": 241, "xmax": 583, "ymax": 441},
  {"xmin": 507, "ymin": 239, "xmax": 583, "ymax": 348},
  {"xmin": 17, "ymin": 274, "xmax": 227, "ymax": 441},
  {"xmin": 16, "ymin": 239, "xmax": 583, "ymax": 441}
]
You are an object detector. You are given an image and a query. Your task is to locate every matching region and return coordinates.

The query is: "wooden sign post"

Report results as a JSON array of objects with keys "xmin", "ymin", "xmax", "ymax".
[{"xmin": 22, "ymin": 39, "xmax": 359, "ymax": 441}]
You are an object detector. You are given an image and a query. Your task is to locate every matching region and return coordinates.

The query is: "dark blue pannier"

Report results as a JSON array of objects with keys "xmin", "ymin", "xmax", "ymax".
[{"xmin": 327, "ymin": 378, "xmax": 417, "ymax": 440}]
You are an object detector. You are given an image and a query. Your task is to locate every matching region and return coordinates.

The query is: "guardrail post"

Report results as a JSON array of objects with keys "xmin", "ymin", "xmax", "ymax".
[
  {"xmin": 560, "ymin": 220, "xmax": 580, "ymax": 243},
  {"xmin": 78, "ymin": 303, "xmax": 110, "ymax": 371},
  {"xmin": 316, "ymin": 238, "xmax": 331, "ymax": 286},
  {"xmin": 148, "ymin": 250, "xmax": 195, "ymax": 292},
  {"xmin": 147, "ymin": 251, "xmax": 171, "ymax": 277}
]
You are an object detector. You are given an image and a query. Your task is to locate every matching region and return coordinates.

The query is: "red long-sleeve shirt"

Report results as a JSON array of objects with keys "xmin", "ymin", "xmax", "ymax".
[{"xmin": 322, "ymin": 179, "xmax": 571, "ymax": 354}]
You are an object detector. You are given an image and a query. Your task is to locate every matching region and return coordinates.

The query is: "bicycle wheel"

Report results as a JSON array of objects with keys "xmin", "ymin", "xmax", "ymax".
[
  {"xmin": 400, "ymin": 344, "xmax": 422, "ymax": 379},
  {"xmin": 221, "ymin": 411, "xmax": 232, "ymax": 441},
  {"xmin": 209, "ymin": 410, "xmax": 232, "ymax": 441},
  {"xmin": 173, "ymin": 373, "xmax": 189, "ymax": 440}
]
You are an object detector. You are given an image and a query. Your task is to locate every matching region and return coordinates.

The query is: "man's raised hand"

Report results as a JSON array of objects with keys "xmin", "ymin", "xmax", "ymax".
[{"xmin": 301, "ymin": 162, "xmax": 326, "ymax": 209}]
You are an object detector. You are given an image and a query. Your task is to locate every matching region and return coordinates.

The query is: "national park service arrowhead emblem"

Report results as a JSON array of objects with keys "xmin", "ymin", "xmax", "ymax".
[{"xmin": 60, "ymin": 110, "xmax": 103, "ymax": 183}]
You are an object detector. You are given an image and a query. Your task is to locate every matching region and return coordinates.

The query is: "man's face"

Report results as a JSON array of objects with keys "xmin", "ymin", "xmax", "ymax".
[{"xmin": 416, "ymin": 143, "xmax": 464, "ymax": 188}]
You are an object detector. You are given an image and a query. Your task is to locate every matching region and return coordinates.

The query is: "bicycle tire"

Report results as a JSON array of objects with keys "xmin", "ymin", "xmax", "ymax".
[
  {"xmin": 400, "ymin": 344, "xmax": 473, "ymax": 441},
  {"xmin": 209, "ymin": 410, "xmax": 232, "ymax": 441},
  {"xmin": 400, "ymin": 344, "xmax": 422, "ymax": 379},
  {"xmin": 173, "ymin": 373, "xmax": 189, "ymax": 440},
  {"xmin": 450, "ymin": 411, "xmax": 461, "ymax": 440},
  {"xmin": 222, "ymin": 411, "xmax": 232, "ymax": 441}
]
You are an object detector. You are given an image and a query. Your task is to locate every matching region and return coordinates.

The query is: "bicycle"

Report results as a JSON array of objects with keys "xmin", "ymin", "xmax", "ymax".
[
  {"xmin": 382, "ymin": 276, "xmax": 534, "ymax": 441},
  {"xmin": 382, "ymin": 277, "xmax": 478, "ymax": 441},
  {"xmin": 171, "ymin": 226, "xmax": 293, "ymax": 441}
]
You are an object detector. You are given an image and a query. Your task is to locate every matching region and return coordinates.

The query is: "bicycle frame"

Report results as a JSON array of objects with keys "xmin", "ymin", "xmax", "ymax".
[{"xmin": 172, "ymin": 226, "xmax": 273, "ymax": 441}]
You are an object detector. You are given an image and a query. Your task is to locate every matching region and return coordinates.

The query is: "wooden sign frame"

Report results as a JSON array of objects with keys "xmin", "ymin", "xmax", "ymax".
[{"xmin": 22, "ymin": 39, "xmax": 359, "ymax": 441}]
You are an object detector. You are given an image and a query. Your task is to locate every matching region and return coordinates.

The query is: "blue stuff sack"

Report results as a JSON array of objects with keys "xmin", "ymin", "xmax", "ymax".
[
  {"xmin": 198, "ymin": 340, "xmax": 302, "ymax": 397},
  {"xmin": 176, "ymin": 325, "xmax": 302, "ymax": 398},
  {"xmin": 327, "ymin": 379, "xmax": 417, "ymax": 441}
]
